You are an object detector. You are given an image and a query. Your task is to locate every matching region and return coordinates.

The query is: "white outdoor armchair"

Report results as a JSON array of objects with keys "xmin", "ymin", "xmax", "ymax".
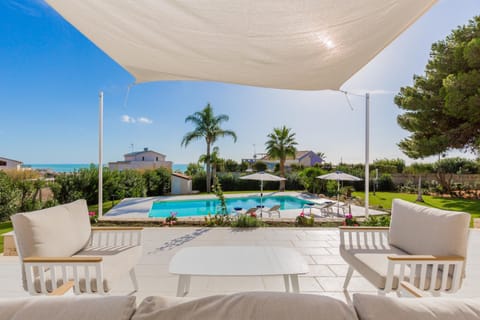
[
  {"xmin": 340, "ymin": 199, "xmax": 470, "ymax": 295},
  {"xmin": 11, "ymin": 200, "xmax": 143, "ymax": 295}
]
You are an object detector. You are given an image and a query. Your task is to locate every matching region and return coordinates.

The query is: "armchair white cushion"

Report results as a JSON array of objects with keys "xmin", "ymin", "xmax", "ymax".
[
  {"xmin": 389, "ymin": 199, "xmax": 470, "ymax": 262},
  {"xmin": 11, "ymin": 200, "xmax": 143, "ymax": 295},
  {"xmin": 340, "ymin": 199, "xmax": 470, "ymax": 294}
]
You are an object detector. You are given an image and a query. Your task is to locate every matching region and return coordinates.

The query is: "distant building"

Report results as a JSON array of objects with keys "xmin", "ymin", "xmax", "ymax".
[
  {"xmin": 0, "ymin": 157, "xmax": 23, "ymax": 171},
  {"xmin": 261, "ymin": 150, "xmax": 323, "ymax": 168},
  {"xmin": 171, "ymin": 172, "xmax": 192, "ymax": 195},
  {"xmin": 108, "ymin": 147, "xmax": 172, "ymax": 171}
]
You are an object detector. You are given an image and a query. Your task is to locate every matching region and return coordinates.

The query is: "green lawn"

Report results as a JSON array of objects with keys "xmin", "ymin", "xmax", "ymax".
[
  {"xmin": 353, "ymin": 191, "xmax": 480, "ymax": 219},
  {"xmin": 0, "ymin": 221, "xmax": 13, "ymax": 254},
  {"xmin": 88, "ymin": 200, "xmax": 121, "ymax": 215}
]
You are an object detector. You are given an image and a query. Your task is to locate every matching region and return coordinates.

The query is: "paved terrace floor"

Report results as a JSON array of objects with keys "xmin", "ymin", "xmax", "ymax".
[{"xmin": 1, "ymin": 228, "xmax": 479, "ymax": 304}]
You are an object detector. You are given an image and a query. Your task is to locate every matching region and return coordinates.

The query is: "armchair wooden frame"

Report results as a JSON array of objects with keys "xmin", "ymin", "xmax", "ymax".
[
  {"xmin": 20, "ymin": 227, "xmax": 143, "ymax": 295},
  {"xmin": 340, "ymin": 226, "xmax": 465, "ymax": 295}
]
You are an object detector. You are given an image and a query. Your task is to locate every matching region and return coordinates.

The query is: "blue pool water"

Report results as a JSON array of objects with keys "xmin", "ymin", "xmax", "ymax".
[{"xmin": 149, "ymin": 195, "xmax": 311, "ymax": 218}]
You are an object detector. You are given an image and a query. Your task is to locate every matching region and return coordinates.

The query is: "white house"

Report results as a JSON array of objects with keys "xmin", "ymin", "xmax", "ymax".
[
  {"xmin": 0, "ymin": 157, "xmax": 23, "ymax": 171},
  {"xmin": 108, "ymin": 147, "xmax": 172, "ymax": 171},
  {"xmin": 171, "ymin": 172, "xmax": 192, "ymax": 195}
]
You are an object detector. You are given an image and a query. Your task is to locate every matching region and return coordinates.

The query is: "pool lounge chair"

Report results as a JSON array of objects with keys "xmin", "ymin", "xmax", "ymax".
[
  {"xmin": 244, "ymin": 207, "xmax": 258, "ymax": 216},
  {"xmin": 311, "ymin": 202, "xmax": 335, "ymax": 217},
  {"xmin": 266, "ymin": 205, "xmax": 281, "ymax": 218}
]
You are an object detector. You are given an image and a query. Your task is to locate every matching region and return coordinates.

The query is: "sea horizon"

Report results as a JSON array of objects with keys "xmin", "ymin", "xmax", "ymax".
[{"xmin": 25, "ymin": 163, "xmax": 188, "ymax": 173}]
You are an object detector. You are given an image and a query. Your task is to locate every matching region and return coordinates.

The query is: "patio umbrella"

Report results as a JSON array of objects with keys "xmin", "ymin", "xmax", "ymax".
[
  {"xmin": 317, "ymin": 171, "xmax": 362, "ymax": 214},
  {"xmin": 240, "ymin": 172, "xmax": 286, "ymax": 216}
]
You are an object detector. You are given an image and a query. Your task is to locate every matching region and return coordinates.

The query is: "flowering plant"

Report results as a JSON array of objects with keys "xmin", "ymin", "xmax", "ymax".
[
  {"xmin": 164, "ymin": 212, "xmax": 178, "ymax": 226},
  {"xmin": 88, "ymin": 211, "xmax": 98, "ymax": 224},
  {"xmin": 343, "ymin": 214, "xmax": 358, "ymax": 226},
  {"xmin": 295, "ymin": 211, "xmax": 314, "ymax": 226},
  {"xmin": 250, "ymin": 212, "xmax": 257, "ymax": 218}
]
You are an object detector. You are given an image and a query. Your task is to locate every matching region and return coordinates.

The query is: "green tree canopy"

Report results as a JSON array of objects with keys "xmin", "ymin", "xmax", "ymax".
[
  {"xmin": 372, "ymin": 158, "xmax": 406, "ymax": 174},
  {"xmin": 395, "ymin": 16, "xmax": 480, "ymax": 159},
  {"xmin": 265, "ymin": 126, "xmax": 297, "ymax": 191},
  {"xmin": 181, "ymin": 103, "xmax": 237, "ymax": 193}
]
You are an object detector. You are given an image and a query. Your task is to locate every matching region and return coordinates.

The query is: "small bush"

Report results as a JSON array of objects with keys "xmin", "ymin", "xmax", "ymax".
[
  {"xmin": 343, "ymin": 214, "xmax": 358, "ymax": 226},
  {"xmin": 295, "ymin": 212, "xmax": 314, "ymax": 227},
  {"xmin": 362, "ymin": 215, "xmax": 391, "ymax": 227},
  {"xmin": 204, "ymin": 213, "xmax": 232, "ymax": 227},
  {"xmin": 231, "ymin": 214, "xmax": 264, "ymax": 228}
]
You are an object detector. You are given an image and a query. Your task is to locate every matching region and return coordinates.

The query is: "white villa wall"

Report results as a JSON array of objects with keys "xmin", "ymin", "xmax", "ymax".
[
  {"xmin": 171, "ymin": 176, "xmax": 192, "ymax": 195},
  {"xmin": 109, "ymin": 161, "xmax": 172, "ymax": 171},
  {"xmin": 124, "ymin": 151, "xmax": 166, "ymax": 162},
  {"xmin": 109, "ymin": 148, "xmax": 171, "ymax": 171},
  {"xmin": 0, "ymin": 158, "xmax": 22, "ymax": 171}
]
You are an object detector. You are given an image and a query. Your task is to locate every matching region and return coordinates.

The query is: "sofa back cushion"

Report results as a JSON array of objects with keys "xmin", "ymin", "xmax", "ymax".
[
  {"xmin": 133, "ymin": 292, "xmax": 357, "ymax": 320},
  {"xmin": 353, "ymin": 293, "xmax": 480, "ymax": 320},
  {"xmin": 389, "ymin": 199, "xmax": 470, "ymax": 258},
  {"xmin": 11, "ymin": 199, "xmax": 91, "ymax": 258},
  {"xmin": 0, "ymin": 296, "xmax": 136, "ymax": 320}
]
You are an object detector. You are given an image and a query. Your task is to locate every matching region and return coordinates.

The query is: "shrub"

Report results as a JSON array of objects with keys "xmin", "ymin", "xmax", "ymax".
[
  {"xmin": 0, "ymin": 172, "xmax": 19, "ymax": 221},
  {"xmin": 253, "ymin": 161, "xmax": 267, "ymax": 172},
  {"xmin": 295, "ymin": 212, "xmax": 314, "ymax": 226},
  {"xmin": 362, "ymin": 215, "xmax": 391, "ymax": 227},
  {"xmin": 298, "ymin": 167, "xmax": 327, "ymax": 194},
  {"xmin": 377, "ymin": 173, "xmax": 396, "ymax": 191},
  {"xmin": 204, "ymin": 213, "xmax": 232, "ymax": 227},
  {"xmin": 143, "ymin": 167, "xmax": 171, "ymax": 196},
  {"xmin": 343, "ymin": 214, "xmax": 358, "ymax": 226},
  {"xmin": 164, "ymin": 212, "xmax": 178, "ymax": 226},
  {"xmin": 231, "ymin": 214, "xmax": 264, "ymax": 228}
]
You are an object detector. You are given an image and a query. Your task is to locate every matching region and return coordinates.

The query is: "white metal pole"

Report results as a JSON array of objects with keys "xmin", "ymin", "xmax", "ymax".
[
  {"xmin": 98, "ymin": 91, "xmax": 104, "ymax": 218},
  {"xmin": 365, "ymin": 93, "xmax": 370, "ymax": 217}
]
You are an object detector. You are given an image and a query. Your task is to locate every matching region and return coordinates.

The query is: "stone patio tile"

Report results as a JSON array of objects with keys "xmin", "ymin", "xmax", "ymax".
[
  {"xmin": 254, "ymin": 240, "xmax": 294, "ymax": 247},
  {"xmin": 204, "ymin": 276, "xmax": 264, "ymax": 292},
  {"xmin": 312, "ymin": 255, "xmax": 345, "ymax": 265},
  {"xmin": 302, "ymin": 256, "xmax": 316, "ymax": 265},
  {"xmin": 326, "ymin": 247, "xmax": 340, "ymax": 255},
  {"xmin": 298, "ymin": 277, "xmax": 323, "ymax": 291},
  {"xmin": 328, "ymin": 265, "xmax": 360, "ymax": 277},
  {"xmin": 292, "ymin": 240, "xmax": 332, "ymax": 248},
  {"xmin": 297, "ymin": 247, "xmax": 331, "ymax": 256},
  {"xmin": 303, "ymin": 264, "xmax": 336, "ymax": 277}
]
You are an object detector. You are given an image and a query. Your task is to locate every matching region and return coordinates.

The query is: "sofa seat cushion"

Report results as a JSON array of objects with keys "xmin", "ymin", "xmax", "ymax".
[
  {"xmin": 340, "ymin": 246, "xmax": 452, "ymax": 290},
  {"xmin": 133, "ymin": 292, "xmax": 357, "ymax": 320},
  {"xmin": 11, "ymin": 199, "xmax": 91, "ymax": 258},
  {"xmin": 353, "ymin": 294, "xmax": 480, "ymax": 320},
  {"xmin": 32, "ymin": 244, "xmax": 142, "ymax": 293},
  {"xmin": 0, "ymin": 295, "xmax": 136, "ymax": 320}
]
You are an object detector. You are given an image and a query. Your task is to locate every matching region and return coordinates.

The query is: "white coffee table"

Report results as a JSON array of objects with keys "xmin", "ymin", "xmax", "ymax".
[{"xmin": 169, "ymin": 246, "xmax": 309, "ymax": 296}]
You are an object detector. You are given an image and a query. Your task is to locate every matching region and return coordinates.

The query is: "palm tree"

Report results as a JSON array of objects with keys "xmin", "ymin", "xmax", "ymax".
[
  {"xmin": 199, "ymin": 146, "xmax": 223, "ymax": 184},
  {"xmin": 265, "ymin": 126, "xmax": 297, "ymax": 191},
  {"xmin": 181, "ymin": 104, "xmax": 237, "ymax": 192},
  {"xmin": 316, "ymin": 152, "xmax": 327, "ymax": 162}
]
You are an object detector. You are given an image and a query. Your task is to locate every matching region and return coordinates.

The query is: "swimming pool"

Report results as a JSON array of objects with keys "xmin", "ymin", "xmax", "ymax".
[{"xmin": 149, "ymin": 195, "xmax": 311, "ymax": 218}]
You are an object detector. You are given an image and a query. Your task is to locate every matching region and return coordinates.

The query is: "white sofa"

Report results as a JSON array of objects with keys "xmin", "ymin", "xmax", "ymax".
[
  {"xmin": 11, "ymin": 199, "xmax": 143, "ymax": 295},
  {"xmin": 1, "ymin": 291, "xmax": 480, "ymax": 320},
  {"xmin": 340, "ymin": 199, "xmax": 470, "ymax": 294}
]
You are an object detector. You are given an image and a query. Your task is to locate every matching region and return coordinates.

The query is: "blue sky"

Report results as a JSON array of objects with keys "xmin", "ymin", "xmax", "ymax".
[{"xmin": 1, "ymin": 0, "xmax": 479, "ymax": 165}]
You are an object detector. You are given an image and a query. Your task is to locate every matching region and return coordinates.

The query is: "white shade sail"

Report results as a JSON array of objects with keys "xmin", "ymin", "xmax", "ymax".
[{"xmin": 46, "ymin": 0, "xmax": 436, "ymax": 90}]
